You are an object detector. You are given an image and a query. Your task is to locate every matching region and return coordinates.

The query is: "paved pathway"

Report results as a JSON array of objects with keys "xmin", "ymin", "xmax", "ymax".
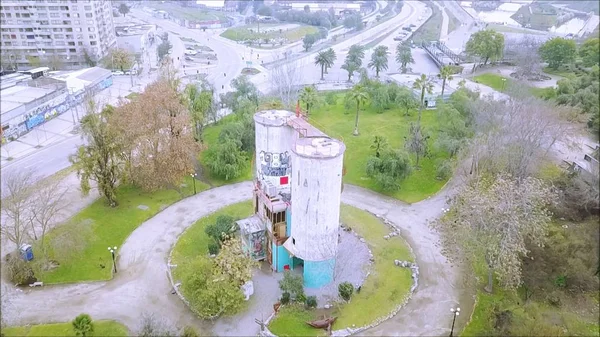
[{"xmin": 2, "ymin": 180, "xmax": 469, "ymax": 336}]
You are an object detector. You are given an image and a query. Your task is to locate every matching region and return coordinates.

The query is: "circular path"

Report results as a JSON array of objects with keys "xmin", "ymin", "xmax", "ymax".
[{"xmin": 3, "ymin": 180, "xmax": 470, "ymax": 336}]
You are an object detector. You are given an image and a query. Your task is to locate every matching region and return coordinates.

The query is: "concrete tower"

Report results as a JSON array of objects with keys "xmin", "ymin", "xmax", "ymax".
[{"xmin": 288, "ymin": 136, "xmax": 346, "ymax": 288}]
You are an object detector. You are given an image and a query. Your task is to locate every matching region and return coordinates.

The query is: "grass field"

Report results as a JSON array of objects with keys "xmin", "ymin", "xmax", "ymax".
[
  {"xmin": 473, "ymin": 73, "xmax": 555, "ymax": 99},
  {"xmin": 220, "ymin": 24, "xmax": 318, "ymax": 43},
  {"xmin": 34, "ymin": 178, "xmax": 208, "ymax": 284},
  {"xmin": 2, "ymin": 320, "xmax": 128, "ymax": 336},
  {"xmin": 269, "ymin": 205, "xmax": 414, "ymax": 335},
  {"xmin": 487, "ymin": 23, "xmax": 545, "ymax": 35},
  {"xmin": 309, "ymin": 93, "xmax": 448, "ymax": 203},
  {"xmin": 146, "ymin": 2, "xmax": 228, "ymax": 23},
  {"xmin": 199, "ymin": 95, "xmax": 448, "ymax": 203},
  {"xmin": 543, "ymin": 66, "xmax": 578, "ymax": 79}
]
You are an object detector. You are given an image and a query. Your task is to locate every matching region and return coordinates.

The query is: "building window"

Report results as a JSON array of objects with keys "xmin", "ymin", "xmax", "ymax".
[
  {"xmin": 88, "ymin": 34, "xmax": 95, "ymax": 39},
  {"xmin": 84, "ymin": 5, "xmax": 91, "ymax": 10},
  {"xmin": 54, "ymin": 34, "xmax": 64, "ymax": 39},
  {"xmin": 69, "ymin": 48, "xmax": 76, "ymax": 52},
  {"xmin": 86, "ymin": 20, "xmax": 93, "ymax": 25},
  {"xmin": 4, "ymin": 42, "xmax": 12, "ymax": 46},
  {"xmin": 50, "ymin": 13, "xmax": 59, "ymax": 18},
  {"xmin": 26, "ymin": 34, "xmax": 34, "ymax": 39},
  {"xmin": 48, "ymin": 6, "xmax": 59, "ymax": 10},
  {"xmin": 90, "ymin": 41, "xmax": 96, "ymax": 45},
  {"xmin": 87, "ymin": 27, "xmax": 94, "ymax": 32},
  {"xmin": 85, "ymin": 13, "xmax": 92, "ymax": 18}
]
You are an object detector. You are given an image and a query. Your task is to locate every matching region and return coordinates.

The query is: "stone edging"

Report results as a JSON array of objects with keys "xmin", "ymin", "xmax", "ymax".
[{"xmin": 259, "ymin": 212, "xmax": 420, "ymax": 337}]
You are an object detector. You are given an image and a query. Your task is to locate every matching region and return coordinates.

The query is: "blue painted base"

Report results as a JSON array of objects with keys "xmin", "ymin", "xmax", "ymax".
[{"xmin": 303, "ymin": 259, "xmax": 335, "ymax": 288}]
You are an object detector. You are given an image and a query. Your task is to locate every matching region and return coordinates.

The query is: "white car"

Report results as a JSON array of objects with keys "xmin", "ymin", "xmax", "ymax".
[{"xmin": 112, "ymin": 70, "xmax": 124, "ymax": 75}]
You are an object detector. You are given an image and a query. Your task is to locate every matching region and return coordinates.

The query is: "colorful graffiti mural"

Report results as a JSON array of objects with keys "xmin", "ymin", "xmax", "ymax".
[{"xmin": 259, "ymin": 151, "xmax": 291, "ymax": 177}]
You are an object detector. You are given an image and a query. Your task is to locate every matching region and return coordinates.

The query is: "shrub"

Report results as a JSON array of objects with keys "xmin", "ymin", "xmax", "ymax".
[
  {"xmin": 279, "ymin": 271, "xmax": 304, "ymax": 299},
  {"xmin": 325, "ymin": 92, "xmax": 337, "ymax": 106},
  {"xmin": 435, "ymin": 160, "xmax": 453, "ymax": 181},
  {"xmin": 72, "ymin": 313, "xmax": 94, "ymax": 337},
  {"xmin": 338, "ymin": 282, "xmax": 354, "ymax": 301},
  {"xmin": 546, "ymin": 291, "xmax": 561, "ymax": 307},
  {"xmin": 553, "ymin": 275, "xmax": 567, "ymax": 288},
  {"xmin": 296, "ymin": 293, "xmax": 306, "ymax": 303},
  {"xmin": 182, "ymin": 326, "xmax": 199, "ymax": 337},
  {"xmin": 305, "ymin": 295, "xmax": 317, "ymax": 309},
  {"xmin": 4, "ymin": 254, "xmax": 36, "ymax": 285},
  {"xmin": 208, "ymin": 241, "xmax": 219, "ymax": 255},
  {"xmin": 281, "ymin": 291, "xmax": 291, "ymax": 305}
]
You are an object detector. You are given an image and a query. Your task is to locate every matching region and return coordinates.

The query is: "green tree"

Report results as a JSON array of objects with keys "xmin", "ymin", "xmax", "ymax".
[
  {"xmin": 579, "ymin": 37, "xmax": 599, "ymax": 67},
  {"xmin": 214, "ymin": 238, "xmax": 257, "ymax": 285},
  {"xmin": 314, "ymin": 50, "xmax": 330, "ymax": 80},
  {"xmin": 341, "ymin": 58, "xmax": 359, "ymax": 82},
  {"xmin": 70, "ymin": 103, "xmax": 123, "ymax": 207},
  {"xmin": 368, "ymin": 45, "xmax": 390, "ymax": 77},
  {"xmin": 338, "ymin": 282, "xmax": 354, "ymax": 301},
  {"xmin": 395, "ymin": 44, "xmax": 414, "ymax": 73},
  {"xmin": 279, "ymin": 271, "xmax": 304, "ymax": 299},
  {"xmin": 205, "ymin": 139, "xmax": 247, "ymax": 180},
  {"xmin": 465, "ymin": 29, "xmax": 505, "ymax": 65},
  {"xmin": 184, "ymin": 84, "xmax": 212, "ymax": 142},
  {"xmin": 404, "ymin": 122, "xmax": 429, "ymax": 168},
  {"xmin": 348, "ymin": 44, "xmax": 366, "ymax": 67},
  {"xmin": 438, "ymin": 65, "xmax": 454, "ymax": 97},
  {"xmin": 347, "ymin": 84, "xmax": 369, "ymax": 136},
  {"xmin": 412, "ymin": 74, "xmax": 434, "ymax": 122},
  {"xmin": 434, "ymin": 104, "xmax": 472, "ymax": 157},
  {"xmin": 366, "ymin": 148, "xmax": 412, "ymax": 191},
  {"xmin": 370, "ymin": 135, "xmax": 389, "ymax": 158},
  {"xmin": 72, "ymin": 314, "xmax": 94, "ymax": 337},
  {"xmin": 230, "ymin": 75, "xmax": 259, "ymax": 108},
  {"xmin": 538, "ymin": 37, "xmax": 577, "ymax": 69},
  {"xmin": 118, "ymin": 3, "xmax": 129, "ymax": 17},
  {"xmin": 299, "ymin": 85, "xmax": 319, "ymax": 116},
  {"xmin": 395, "ymin": 87, "xmax": 419, "ymax": 116},
  {"xmin": 303, "ymin": 34, "xmax": 316, "ymax": 52},
  {"xmin": 104, "ymin": 48, "xmax": 134, "ymax": 71},
  {"xmin": 25, "ymin": 55, "xmax": 41, "ymax": 68},
  {"xmin": 324, "ymin": 48, "xmax": 336, "ymax": 74}
]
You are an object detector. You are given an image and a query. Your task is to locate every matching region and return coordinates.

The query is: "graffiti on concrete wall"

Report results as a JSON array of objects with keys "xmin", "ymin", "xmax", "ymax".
[
  {"xmin": 259, "ymin": 151, "xmax": 291, "ymax": 177},
  {"xmin": 249, "ymin": 230, "xmax": 266, "ymax": 260}
]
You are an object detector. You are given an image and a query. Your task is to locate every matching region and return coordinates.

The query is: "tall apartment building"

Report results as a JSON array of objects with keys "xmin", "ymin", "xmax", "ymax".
[{"xmin": 0, "ymin": 0, "xmax": 117, "ymax": 70}]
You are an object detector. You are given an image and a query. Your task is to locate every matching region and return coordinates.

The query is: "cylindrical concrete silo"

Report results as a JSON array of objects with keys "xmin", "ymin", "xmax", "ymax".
[
  {"xmin": 289, "ymin": 136, "xmax": 346, "ymax": 288},
  {"xmin": 254, "ymin": 110, "xmax": 297, "ymax": 195}
]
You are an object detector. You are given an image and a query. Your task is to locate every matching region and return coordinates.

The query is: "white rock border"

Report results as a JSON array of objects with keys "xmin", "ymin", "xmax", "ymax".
[{"xmin": 259, "ymin": 212, "xmax": 419, "ymax": 337}]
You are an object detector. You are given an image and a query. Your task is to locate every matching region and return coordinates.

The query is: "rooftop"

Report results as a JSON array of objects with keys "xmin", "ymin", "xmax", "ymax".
[
  {"xmin": 254, "ymin": 109, "xmax": 295, "ymax": 127},
  {"xmin": 0, "ymin": 85, "xmax": 56, "ymax": 115},
  {"xmin": 293, "ymin": 136, "xmax": 345, "ymax": 158},
  {"xmin": 236, "ymin": 215, "xmax": 266, "ymax": 235}
]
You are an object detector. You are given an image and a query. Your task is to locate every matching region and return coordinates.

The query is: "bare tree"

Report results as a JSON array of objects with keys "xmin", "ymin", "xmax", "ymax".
[
  {"xmin": 467, "ymin": 95, "xmax": 575, "ymax": 180},
  {"xmin": 269, "ymin": 54, "xmax": 305, "ymax": 107},
  {"xmin": 137, "ymin": 312, "xmax": 179, "ymax": 337},
  {"xmin": 505, "ymin": 35, "xmax": 543, "ymax": 80},
  {"xmin": 1, "ymin": 170, "xmax": 35, "ymax": 250},
  {"xmin": 31, "ymin": 180, "xmax": 68, "ymax": 250},
  {"xmin": 434, "ymin": 174, "xmax": 557, "ymax": 293}
]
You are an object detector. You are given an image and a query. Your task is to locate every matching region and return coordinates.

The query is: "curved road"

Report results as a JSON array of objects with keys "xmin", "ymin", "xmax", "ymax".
[{"xmin": 3, "ymin": 180, "xmax": 469, "ymax": 336}]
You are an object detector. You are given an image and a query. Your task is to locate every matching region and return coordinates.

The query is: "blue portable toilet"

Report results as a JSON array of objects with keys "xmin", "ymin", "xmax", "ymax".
[{"xmin": 19, "ymin": 244, "xmax": 33, "ymax": 261}]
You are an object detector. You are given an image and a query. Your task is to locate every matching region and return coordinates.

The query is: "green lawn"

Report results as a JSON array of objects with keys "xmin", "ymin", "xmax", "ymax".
[
  {"xmin": 309, "ymin": 94, "xmax": 448, "ymax": 203},
  {"xmin": 199, "ymin": 95, "xmax": 449, "ymax": 203},
  {"xmin": 1, "ymin": 320, "xmax": 128, "ymax": 336},
  {"xmin": 473, "ymin": 73, "xmax": 555, "ymax": 99},
  {"xmin": 269, "ymin": 205, "xmax": 414, "ymax": 335},
  {"xmin": 146, "ymin": 2, "xmax": 228, "ymax": 23},
  {"xmin": 170, "ymin": 201, "xmax": 253, "ymax": 281},
  {"xmin": 220, "ymin": 24, "xmax": 318, "ymax": 43},
  {"xmin": 543, "ymin": 66, "xmax": 578, "ymax": 80},
  {"xmin": 34, "ymin": 177, "xmax": 208, "ymax": 284},
  {"xmin": 487, "ymin": 23, "xmax": 545, "ymax": 35}
]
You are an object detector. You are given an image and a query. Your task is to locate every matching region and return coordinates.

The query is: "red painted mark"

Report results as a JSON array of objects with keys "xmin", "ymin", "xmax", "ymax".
[{"xmin": 280, "ymin": 176, "xmax": 289, "ymax": 185}]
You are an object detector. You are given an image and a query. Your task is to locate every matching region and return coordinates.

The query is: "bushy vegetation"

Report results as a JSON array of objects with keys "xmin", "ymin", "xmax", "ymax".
[{"xmin": 338, "ymin": 282, "xmax": 354, "ymax": 302}]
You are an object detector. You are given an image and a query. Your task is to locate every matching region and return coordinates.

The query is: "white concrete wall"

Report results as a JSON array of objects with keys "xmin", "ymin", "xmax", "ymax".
[
  {"xmin": 290, "ymin": 139, "xmax": 345, "ymax": 261},
  {"xmin": 254, "ymin": 110, "xmax": 297, "ymax": 195}
]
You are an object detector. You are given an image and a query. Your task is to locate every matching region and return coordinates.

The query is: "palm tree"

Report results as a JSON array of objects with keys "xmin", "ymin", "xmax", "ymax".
[
  {"xmin": 438, "ymin": 65, "xmax": 454, "ymax": 98},
  {"xmin": 412, "ymin": 74, "xmax": 434, "ymax": 123},
  {"xmin": 368, "ymin": 45, "xmax": 390, "ymax": 77},
  {"xmin": 341, "ymin": 59, "xmax": 358, "ymax": 82},
  {"xmin": 324, "ymin": 48, "xmax": 337, "ymax": 74},
  {"xmin": 299, "ymin": 86, "xmax": 318, "ymax": 116},
  {"xmin": 72, "ymin": 314, "xmax": 94, "ymax": 337},
  {"xmin": 348, "ymin": 44, "xmax": 365, "ymax": 67},
  {"xmin": 348, "ymin": 84, "xmax": 369, "ymax": 136},
  {"xmin": 314, "ymin": 50, "xmax": 329, "ymax": 80},
  {"xmin": 395, "ymin": 44, "xmax": 414, "ymax": 74}
]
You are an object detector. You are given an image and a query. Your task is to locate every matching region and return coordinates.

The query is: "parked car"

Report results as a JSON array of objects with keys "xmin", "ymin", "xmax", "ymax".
[
  {"xmin": 402, "ymin": 27, "xmax": 412, "ymax": 32},
  {"xmin": 112, "ymin": 70, "xmax": 124, "ymax": 75},
  {"xmin": 185, "ymin": 56, "xmax": 193, "ymax": 61},
  {"xmin": 394, "ymin": 36, "xmax": 403, "ymax": 41}
]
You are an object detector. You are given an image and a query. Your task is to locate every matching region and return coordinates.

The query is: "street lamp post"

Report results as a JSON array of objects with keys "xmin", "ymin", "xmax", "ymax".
[
  {"xmin": 108, "ymin": 246, "xmax": 118, "ymax": 274},
  {"xmin": 501, "ymin": 78, "xmax": 507, "ymax": 91},
  {"xmin": 190, "ymin": 173, "xmax": 197, "ymax": 195},
  {"xmin": 449, "ymin": 307, "xmax": 460, "ymax": 337}
]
